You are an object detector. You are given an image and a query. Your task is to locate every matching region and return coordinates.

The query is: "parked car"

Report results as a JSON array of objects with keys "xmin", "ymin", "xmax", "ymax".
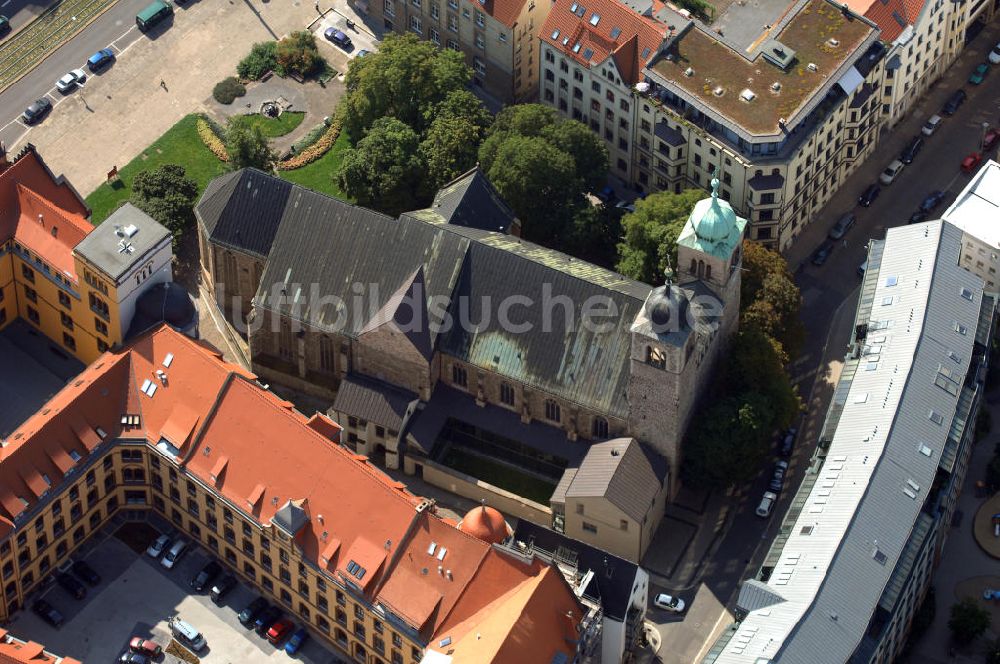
[
  {"xmin": 653, "ymin": 593, "xmax": 686, "ymax": 613},
  {"xmin": 21, "ymin": 98, "xmax": 51, "ymax": 125},
  {"xmin": 285, "ymin": 627, "xmax": 309, "ymax": 655},
  {"xmin": 31, "ymin": 599, "xmax": 64, "ymax": 628},
  {"xmin": 899, "ymin": 136, "xmax": 923, "ymax": 164},
  {"xmin": 879, "ymin": 159, "xmax": 905, "ymax": 185},
  {"xmin": 55, "ymin": 69, "xmax": 86, "ymax": 93},
  {"xmin": 168, "ymin": 617, "xmax": 206, "ymax": 652},
  {"xmin": 811, "ymin": 241, "xmax": 834, "ymax": 266},
  {"xmin": 962, "ymin": 152, "xmax": 983, "ymax": 174},
  {"xmin": 255, "ymin": 606, "xmax": 283, "ymax": 636},
  {"xmin": 990, "ymin": 41, "xmax": 1000, "ymax": 65},
  {"xmin": 827, "ymin": 212, "xmax": 855, "ymax": 240},
  {"xmin": 118, "ymin": 652, "xmax": 149, "ymax": 664},
  {"xmin": 356, "ymin": 49, "xmax": 371, "ymax": 57},
  {"xmin": 86, "ymin": 47, "xmax": 115, "ymax": 72},
  {"xmin": 919, "ymin": 190, "xmax": 946, "ymax": 213},
  {"xmin": 756, "ymin": 491, "xmax": 778, "ymax": 518},
  {"xmin": 969, "ymin": 62, "xmax": 990, "ymax": 85},
  {"xmin": 70, "ymin": 560, "xmax": 101, "ymax": 585},
  {"xmin": 596, "ymin": 184, "xmax": 616, "ymax": 203},
  {"xmin": 146, "ymin": 534, "xmax": 170, "ymax": 558},
  {"xmin": 858, "ymin": 183, "xmax": 880, "ymax": 207},
  {"xmin": 324, "ymin": 28, "xmax": 352, "ymax": 49},
  {"xmin": 921, "ymin": 114, "xmax": 942, "ymax": 136},
  {"xmin": 769, "ymin": 460, "xmax": 789, "ymax": 493},
  {"xmin": 0, "ymin": 15, "xmax": 9, "ymax": 35},
  {"xmin": 857, "ymin": 259, "xmax": 868, "ymax": 278},
  {"xmin": 779, "ymin": 427, "xmax": 797, "ymax": 457},
  {"xmin": 942, "ymin": 89, "xmax": 966, "ymax": 115},
  {"xmin": 211, "ymin": 574, "xmax": 237, "ymax": 604},
  {"xmin": 908, "ymin": 210, "xmax": 929, "ymax": 225},
  {"xmin": 56, "ymin": 572, "xmax": 86, "ymax": 600},
  {"xmin": 267, "ymin": 618, "xmax": 294, "ymax": 645},
  {"xmin": 161, "ymin": 539, "xmax": 188, "ymax": 569},
  {"xmin": 239, "ymin": 597, "xmax": 269, "ymax": 627},
  {"xmin": 984, "ymin": 127, "xmax": 1000, "ymax": 152},
  {"xmin": 190, "ymin": 560, "xmax": 222, "ymax": 592},
  {"xmin": 129, "ymin": 638, "xmax": 162, "ymax": 657}
]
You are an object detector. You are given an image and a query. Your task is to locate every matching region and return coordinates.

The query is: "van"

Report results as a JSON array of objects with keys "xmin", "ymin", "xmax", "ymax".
[
  {"xmin": 161, "ymin": 539, "xmax": 187, "ymax": 569},
  {"xmin": 136, "ymin": 0, "xmax": 172, "ymax": 31},
  {"xmin": 169, "ymin": 617, "xmax": 206, "ymax": 651}
]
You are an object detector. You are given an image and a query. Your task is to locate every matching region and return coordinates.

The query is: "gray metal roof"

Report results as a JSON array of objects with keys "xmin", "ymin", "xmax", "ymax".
[
  {"xmin": 423, "ymin": 167, "xmax": 519, "ymax": 234},
  {"xmin": 73, "ymin": 203, "xmax": 170, "ymax": 282},
  {"xmin": 332, "ymin": 374, "xmax": 417, "ymax": 430},
  {"xmin": 718, "ymin": 220, "xmax": 988, "ymax": 663},
  {"xmin": 736, "ymin": 579, "xmax": 787, "ymax": 614},
  {"xmin": 195, "ymin": 169, "xmax": 294, "ymax": 258},
  {"xmin": 564, "ymin": 438, "xmax": 665, "ymax": 523},
  {"xmin": 271, "ymin": 499, "xmax": 310, "ymax": 536}
]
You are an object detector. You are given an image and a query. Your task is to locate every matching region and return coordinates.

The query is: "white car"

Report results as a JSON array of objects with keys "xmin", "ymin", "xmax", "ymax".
[
  {"xmin": 55, "ymin": 69, "xmax": 86, "ymax": 93},
  {"xmin": 989, "ymin": 41, "xmax": 1000, "ymax": 65},
  {"xmin": 921, "ymin": 114, "xmax": 942, "ymax": 136},
  {"xmin": 756, "ymin": 491, "xmax": 778, "ymax": 518},
  {"xmin": 145, "ymin": 534, "xmax": 170, "ymax": 558},
  {"xmin": 653, "ymin": 593, "xmax": 686, "ymax": 613},
  {"xmin": 879, "ymin": 159, "xmax": 904, "ymax": 185}
]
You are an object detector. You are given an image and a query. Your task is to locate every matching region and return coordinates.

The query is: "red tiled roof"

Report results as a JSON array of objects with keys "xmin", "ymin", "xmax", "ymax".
[
  {"xmin": 863, "ymin": 0, "xmax": 927, "ymax": 42},
  {"xmin": 474, "ymin": 0, "xmax": 528, "ymax": 29},
  {"xmin": 539, "ymin": 0, "xmax": 666, "ymax": 84},
  {"xmin": 0, "ymin": 148, "xmax": 88, "ymax": 241},
  {"xmin": 0, "ymin": 627, "xmax": 81, "ymax": 664}
]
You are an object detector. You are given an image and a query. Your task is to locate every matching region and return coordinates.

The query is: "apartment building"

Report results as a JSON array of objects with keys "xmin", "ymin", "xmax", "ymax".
[
  {"xmin": 706, "ymin": 220, "xmax": 996, "ymax": 664},
  {"xmin": 371, "ymin": 0, "xmax": 551, "ymax": 102},
  {"xmin": 941, "ymin": 159, "xmax": 1000, "ymax": 293},
  {"xmin": 0, "ymin": 324, "xmax": 590, "ymax": 664},
  {"xmin": 196, "ymin": 167, "xmax": 745, "ymax": 551},
  {"xmin": 0, "ymin": 145, "xmax": 176, "ymax": 364}
]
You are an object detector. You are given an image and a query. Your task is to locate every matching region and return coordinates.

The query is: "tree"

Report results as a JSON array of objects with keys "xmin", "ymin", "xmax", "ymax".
[
  {"xmin": 487, "ymin": 104, "xmax": 559, "ymax": 138},
  {"xmin": 419, "ymin": 91, "xmax": 492, "ymax": 190},
  {"xmin": 337, "ymin": 117, "xmax": 427, "ymax": 216},
  {"xmin": 275, "ymin": 31, "xmax": 324, "ymax": 78},
  {"xmin": 225, "ymin": 116, "xmax": 277, "ymax": 172},
  {"xmin": 129, "ymin": 164, "xmax": 198, "ymax": 241},
  {"xmin": 615, "ymin": 188, "xmax": 704, "ymax": 284},
  {"xmin": 740, "ymin": 240, "xmax": 805, "ymax": 359},
  {"xmin": 948, "ymin": 598, "xmax": 990, "ymax": 644},
  {"xmin": 540, "ymin": 120, "xmax": 609, "ymax": 193},
  {"xmin": 342, "ymin": 34, "xmax": 470, "ymax": 139},
  {"xmin": 567, "ymin": 204, "xmax": 622, "ymax": 269},
  {"xmin": 484, "ymin": 135, "xmax": 581, "ymax": 246},
  {"xmin": 725, "ymin": 326, "xmax": 800, "ymax": 429},
  {"xmin": 987, "ymin": 637, "xmax": 1000, "ymax": 664},
  {"xmin": 682, "ymin": 393, "xmax": 774, "ymax": 489}
]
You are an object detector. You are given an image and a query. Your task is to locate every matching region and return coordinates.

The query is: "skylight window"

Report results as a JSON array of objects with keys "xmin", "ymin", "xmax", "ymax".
[
  {"xmin": 346, "ymin": 560, "xmax": 367, "ymax": 581},
  {"xmin": 551, "ymin": 29, "xmax": 560, "ymax": 39},
  {"xmin": 574, "ymin": 4, "xmax": 586, "ymax": 16},
  {"xmin": 41, "ymin": 474, "xmax": 50, "ymax": 486},
  {"xmin": 590, "ymin": 13, "xmax": 600, "ymax": 25},
  {"xmin": 800, "ymin": 525, "xmax": 814, "ymax": 535},
  {"xmin": 935, "ymin": 364, "xmax": 961, "ymax": 396},
  {"xmin": 163, "ymin": 352, "xmax": 174, "ymax": 367},
  {"xmin": 641, "ymin": 47, "xmax": 651, "ymax": 59},
  {"xmin": 881, "ymin": 296, "xmax": 894, "ymax": 306},
  {"xmin": 572, "ymin": 42, "xmax": 581, "ymax": 53},
  {"xmin": 562, "ymin": 36, "xmax": 569, "ymax": 45},
  {"xmin": 583, "ymin": 48, "xmax": 594, "ymax": 60},
  {"xmin": 948, "ymin": 350, "xmax": 961, "ymax": 363},
  {"xmin": 68, "ymin": 450, "xmax": 82, "ymax": 462},
  {"xmin": 570, "ymin": 2, "xmax": 578, "ymax": 11},
  {"xmin": 928, "ymin": 410, "xmax": 944, "ymax": 425},
  {"xmin": 919, "ymin": 444, "xmax": 933, "ymax": 457},
  {"xmin": 885, "ymin": 276, "xmax": 898, "ymax": 287},
  {"xmin": 437, "ymin": 547, "xmax": 448, "ymax": 561},
  {"xmin": 610, "ymin": 26, "xmax": 621, "ymax": 39},
  {"xmin": 954, "ymin": 321, "xmax": 968, "ymax": 335},
  {"xmin": 872, "ymin": 548, "xmax": 887, "ymax": 565},
  {"xmin": 961, "ymin": 287, "xmax": 974, "ymax": 301},
  {"xmin": 427, "ymin": 542, "xmax": 437, "ymax": 556}
]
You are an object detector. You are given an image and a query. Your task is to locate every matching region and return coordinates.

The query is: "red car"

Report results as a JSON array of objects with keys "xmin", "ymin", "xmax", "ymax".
[
  {"xmin": 129, "ymin": 638, "xmax": 162, "ymax": 657},
  {"xmin": 984, "ymin": 128, "xmax": 1000, "ymax": 152},
  {"xmin": 962, "ymin": 152, "xmax": 983, "ymax": 173},
  {"xmin": 266, "ymin": 618, "xmax": 294, "ymax": 645}
]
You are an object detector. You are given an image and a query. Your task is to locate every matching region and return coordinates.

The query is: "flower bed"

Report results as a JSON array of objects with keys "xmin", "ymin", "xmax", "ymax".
[
  {"xmin": 197, "ymin": 116, "xmax": 229, "ymax": 162},
  {"xmin": 277, "ymin": 115, "xmax": 343, "ymax": 171},
  {"xmin": 166, "ymin": 640, "xmax": 200, "ymax": 664}
]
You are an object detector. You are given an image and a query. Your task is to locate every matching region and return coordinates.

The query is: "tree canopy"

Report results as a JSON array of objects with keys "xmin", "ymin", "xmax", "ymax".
[
  {"xmin": 948, "ymin": 597, "xmax": 990, "ymax": 644},
  {"xmin": 616, "ymin": 188, "xmax": 704, "ymax": 284},
  {"xmin": 275, "ymin": 31, "xmax": 324, "ymax": 79},
  {"xmin": 342, "ymin": 34, "xmax": 470, "ymax": 140},
  {"xmin": 129, "ymin": 164, "xmax": 199, "ymax": 244},
  {"xmin": 741, "ymin": 240, "xmax": 805, "ymax": 361},
  {"xmin": 419, "ymin": 90, "xmax": 493, "ymax": 191},
  {"xmin": 225, "ymin": 116, "xmax": 277, "ymax": 172},
  {"xmin": 337, "ymin": 117, "xmax": 427, "ymax": 217}
]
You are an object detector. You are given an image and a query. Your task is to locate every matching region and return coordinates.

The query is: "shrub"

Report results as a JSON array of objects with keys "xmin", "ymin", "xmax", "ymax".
[
  {"xmin": 196, "ymin": 116, "xmax": 229, "ymax": 162},
  {"xmin": 237, "ymin": 41, "xmax": 277, "ymax": 80},
  {"xmin": 277, "ymin": 116, "xmax": 342, "ymax": 170},
  {"xmin": 290, "ymin": 122, "xmax": 330, "ymax": 154},
  {"xmin": 275, "ymin": 31, "xmax": 324, "ymax": 79},
  {"xmin": 212, "ymin": 77, "xmax": 246, "ymax": 105}
]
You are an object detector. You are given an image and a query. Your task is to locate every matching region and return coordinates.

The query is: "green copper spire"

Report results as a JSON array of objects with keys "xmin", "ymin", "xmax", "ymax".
[{"xmin": 676, "ymin": 178, "xmax": 748, "ymax": 260}]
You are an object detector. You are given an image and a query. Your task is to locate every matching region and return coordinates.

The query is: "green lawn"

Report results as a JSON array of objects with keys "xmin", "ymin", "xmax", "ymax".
[
  {"xmin": 86, "ymin": 114, "xmax": 227, "ymax": 224},
  {"xmin": 442, "ymin": 448, "xmax": 557, "ymax": 504},
  {"xmin": 278, "ymin": 130, "xmax": 352, "ymax": 200},
  {"xmin": 240, "ymin": 111, "xmax": 306, "ymax": 138},
  {"xmin": 85, "ymin": 113, "xmax": 351, "ymax": 223}
]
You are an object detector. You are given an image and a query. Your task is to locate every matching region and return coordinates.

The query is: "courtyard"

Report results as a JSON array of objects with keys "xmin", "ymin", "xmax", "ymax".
[{"xmin": 7, "ymin": 519, "xmax": 344, "ymax": 664}]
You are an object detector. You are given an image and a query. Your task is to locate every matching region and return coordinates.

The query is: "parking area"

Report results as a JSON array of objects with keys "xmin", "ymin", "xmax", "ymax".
[
  {"xmin": 8, "ymin": 521, "xmax": 341, "ymax": 664},
  {"xmin": 312, "ymin": 13, "xmax": 379, "ymax": 77}
]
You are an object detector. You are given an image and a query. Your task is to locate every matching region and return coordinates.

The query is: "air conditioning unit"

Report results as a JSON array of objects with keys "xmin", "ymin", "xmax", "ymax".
[
  {"xmin": 740, "ymin": 89, "xmax": 756, "ymax": 102},
  {"xmin": 807, "ymin": 62, "xmax": 818, "ymax": 72},
  {"xmin": 771, "ymin": 81, "xmax": 781, "ymax": 92},
  {"xmin": 684, "ymin": 67, "xmax": 694, "ymax": 77}
]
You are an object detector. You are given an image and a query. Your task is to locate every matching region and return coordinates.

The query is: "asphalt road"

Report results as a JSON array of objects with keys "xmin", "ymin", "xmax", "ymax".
[
  {"xmin": 0, "ymin": 0, "xmax": 54, "ymax": 36},
  {"xmin": 648, "ymin": 18, "xmax": 1000, "ymax": 660},
  {"xmin": 0, "ymin": 0, "xmax": 163, "ymax": 149}
]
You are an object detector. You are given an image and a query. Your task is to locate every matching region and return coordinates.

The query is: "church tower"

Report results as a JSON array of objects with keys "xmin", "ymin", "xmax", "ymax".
[{"xmin": 627, "ymin": 178, "xmax": 747, "ymax": 493}]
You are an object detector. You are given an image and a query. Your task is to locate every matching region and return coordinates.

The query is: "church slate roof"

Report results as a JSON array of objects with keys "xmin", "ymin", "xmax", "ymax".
[
  {"xmin": 422, "ymin": 168, "xmax": 520, "ymax": 234},
  {"xmin": 234, "ymin": 169, "xmax": 651, "ymax": 420},
  {"xmin": 195, "ymin": 169, "xmax": 295, "ymax": 258}
]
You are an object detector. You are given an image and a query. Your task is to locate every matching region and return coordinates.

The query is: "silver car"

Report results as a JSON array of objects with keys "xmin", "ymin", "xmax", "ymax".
[{"xmin": 56, "ymin": 69, "xmax": 86, "ymax": 93}]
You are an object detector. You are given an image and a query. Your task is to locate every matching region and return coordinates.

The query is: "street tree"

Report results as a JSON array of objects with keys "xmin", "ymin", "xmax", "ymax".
[
  {"xmin": 129, "ymin": 164, "xmax": 199, "ymax": 242},
  {"xmin": 337, "ymin": 117, "xmax": 427, "ymax": 216},
  {"xmin": 225, "ymin": 116, "xmax": 277, "ymax": 172},
  {"xmin": 616, "ymin": 188, "xmax": 704, "ymax": 284},
  {"xmin": 948, "ymin": 597, "xmax": 991, "ymax": 644},
  {"xmin": 740, "ymin": 240, "xmax": 804, "ymax": 359}
]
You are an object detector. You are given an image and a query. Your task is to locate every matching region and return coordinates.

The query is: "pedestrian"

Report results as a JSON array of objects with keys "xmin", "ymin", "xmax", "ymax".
[
  {"xmin": 842, "ymin": 239, "xmax": 847, "ymax": 248},
  {"xmin": 314, "ymin": 1, "xmax": 320, "ymax": 12},
  {"xmin": 159, "ymin": 79, "xmax": 166, "ymax": 90}
]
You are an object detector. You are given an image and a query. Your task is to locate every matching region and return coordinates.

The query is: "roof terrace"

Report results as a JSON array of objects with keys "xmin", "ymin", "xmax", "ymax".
[{"xmin": 646, "ymin": 0, "xmax": 875, "ymax": 136}]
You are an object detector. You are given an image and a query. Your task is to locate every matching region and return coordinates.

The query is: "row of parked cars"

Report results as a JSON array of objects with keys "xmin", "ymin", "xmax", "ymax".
[
  {"xmin": 21, "ymin": 48, "xmax": 116, "ymax": 125},
  {"xmin": 29, "ymin": 559, "xmax": 103, "ymax": 627},
  {"xmin": 145, "ymin": 531, "xmax": 310, "ymax": 655},
  {"xmin": 756, "ymin": 427, "xmax": 797, "ymax": 518}
]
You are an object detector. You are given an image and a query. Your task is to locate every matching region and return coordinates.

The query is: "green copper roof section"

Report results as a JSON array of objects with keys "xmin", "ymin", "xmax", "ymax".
[{"xmin": 677, "ymin": 178, "xmax": 748, "ymax": 260}]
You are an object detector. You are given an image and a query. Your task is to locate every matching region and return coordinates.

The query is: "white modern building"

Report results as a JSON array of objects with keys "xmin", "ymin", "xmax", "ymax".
[{"xmin": 941, "ymin": 159, "xmax": 1000, "ymax": 293}]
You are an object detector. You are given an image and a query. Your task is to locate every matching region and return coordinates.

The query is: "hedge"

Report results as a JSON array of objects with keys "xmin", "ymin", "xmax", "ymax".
[
  {"xmin": 237, "ymin": 41, "xmax": 277, "ymax": 81},
  {"xmin": 212, "ymin": 77, "xmax": 246, "ymax": 105}
]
